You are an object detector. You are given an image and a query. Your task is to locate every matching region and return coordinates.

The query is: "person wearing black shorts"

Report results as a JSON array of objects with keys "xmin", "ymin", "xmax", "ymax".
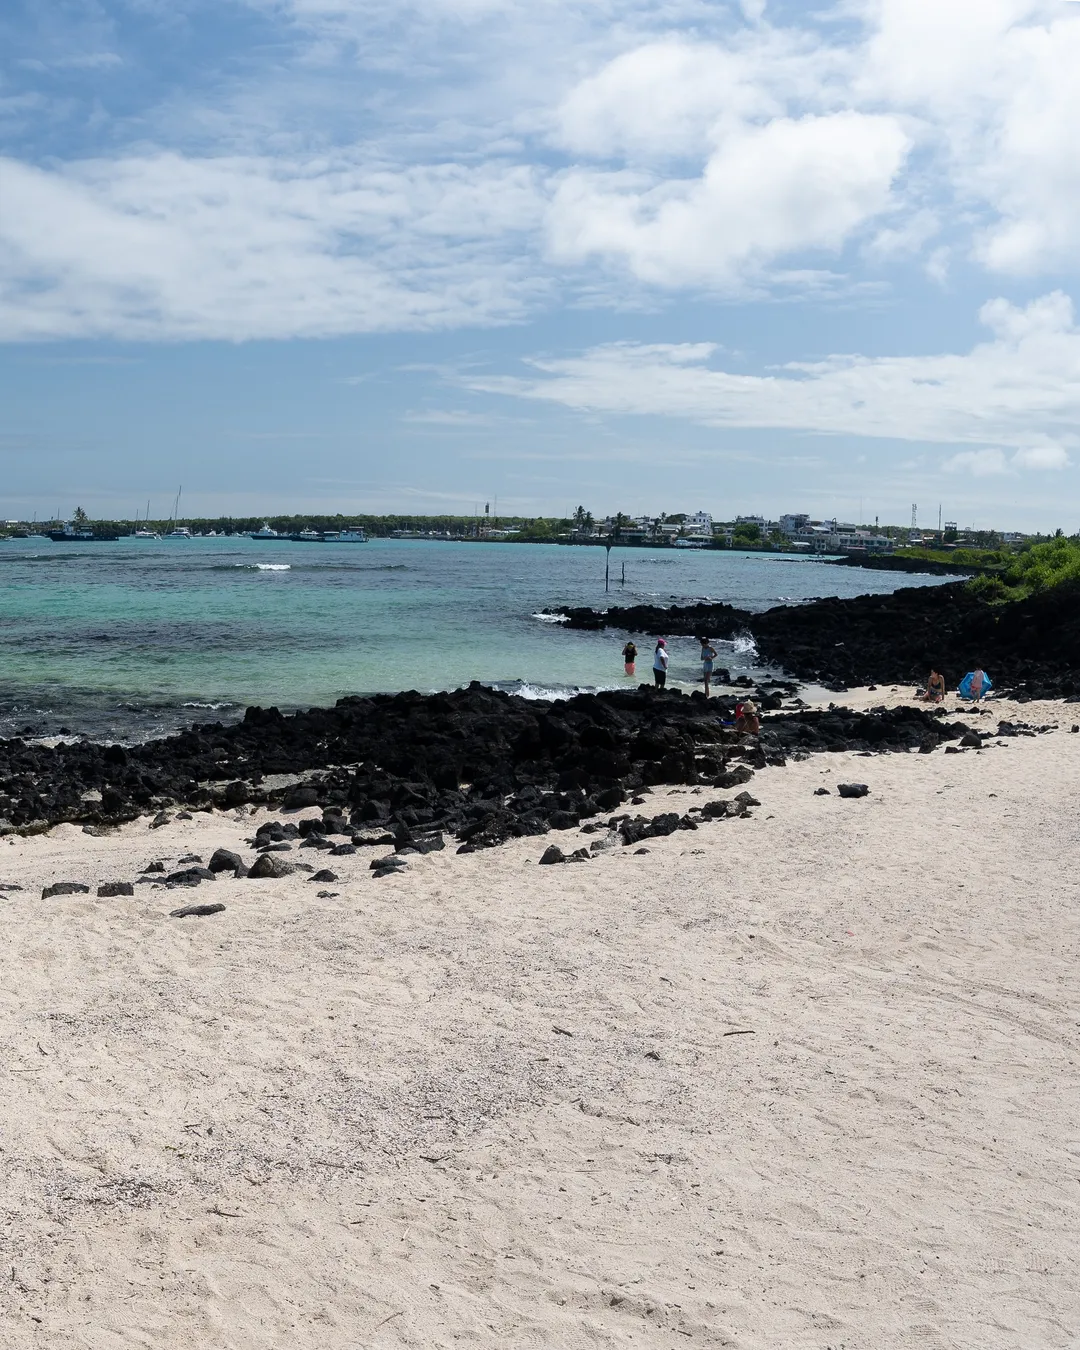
[{"xmin": 652, "ymin": 638, "xmax": 668, "ymax": 688}]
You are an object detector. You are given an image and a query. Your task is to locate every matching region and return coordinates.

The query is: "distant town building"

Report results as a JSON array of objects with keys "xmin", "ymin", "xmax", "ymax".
[{"xmin": 779, "ymin": 513, "xmax": 811, "ymax": 536}]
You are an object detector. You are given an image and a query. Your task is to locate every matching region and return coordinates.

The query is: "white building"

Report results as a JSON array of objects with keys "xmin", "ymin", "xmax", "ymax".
[
  {"xmin": 779, "ymin": 513, "xmax": 810, "ymax": 536},
  {"xmin": 830, "ymin": 529, "xmax": 892, "ymax": 553}
]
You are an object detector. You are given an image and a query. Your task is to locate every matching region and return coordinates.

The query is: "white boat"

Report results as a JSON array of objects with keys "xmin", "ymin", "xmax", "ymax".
[
  {"xmin": 133, "ymin": 528, "xmax": 161, "ymax": 539},
  {"xmin": 250, "ymin": 523, "xmax": 279, "ymax": 539},
  {"xmin": 297, "ymin": 528, "xmax": 321, "ymax": 542},
  {"xmin": 162, "ymin": 489, "xmax": 193, "ymax": 537},
  {"xmin": 328, "ymin": 527, "xmax": 367, "ymax": 543}
]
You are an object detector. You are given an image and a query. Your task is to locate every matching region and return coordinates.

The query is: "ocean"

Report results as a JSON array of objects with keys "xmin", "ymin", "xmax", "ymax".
[{"xmin": 0, "ymin": 537, "xmax": 957, "ymax": 742}]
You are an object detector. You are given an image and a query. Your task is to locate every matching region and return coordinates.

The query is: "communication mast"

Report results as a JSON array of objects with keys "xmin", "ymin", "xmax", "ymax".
[{"xmin": 911, "ymin": 503, "xmax": 918, "ymax": 532}]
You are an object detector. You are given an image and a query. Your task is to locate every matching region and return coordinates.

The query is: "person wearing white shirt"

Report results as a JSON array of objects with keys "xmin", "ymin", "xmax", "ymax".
[{"xmin": 652, "ymin": 638, "xmax": 669, "ymax": 689}]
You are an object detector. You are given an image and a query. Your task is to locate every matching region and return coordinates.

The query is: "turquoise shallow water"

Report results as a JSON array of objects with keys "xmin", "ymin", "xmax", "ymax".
[{"xmin": 0, "ymin": 537, "xmax": 955, "ymax": 740}]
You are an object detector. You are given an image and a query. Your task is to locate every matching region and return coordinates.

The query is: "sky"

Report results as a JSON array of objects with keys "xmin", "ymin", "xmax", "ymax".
[{"xmin": 2, "ymin": 0, "xmax": 1080, "ymax": 529}]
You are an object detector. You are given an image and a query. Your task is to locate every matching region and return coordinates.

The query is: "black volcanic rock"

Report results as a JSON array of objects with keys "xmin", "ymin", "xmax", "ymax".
[
  {"xmin": 248, "ymin": 853, "xmax": 294, "ymax": 879},
  {"xmin": 551, "ymin": 580, "xmax": 1080, "ymax": 701},
  {"xmin": 166, "ymin": 866, "xmax": 216, "ymax": 886},
  {"xmin": 0, "ymin": 681, "xmax": 967, "ymax": 854}
]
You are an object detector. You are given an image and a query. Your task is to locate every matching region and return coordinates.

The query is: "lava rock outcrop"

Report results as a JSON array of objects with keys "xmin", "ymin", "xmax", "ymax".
[
  {"xmin": 0, "ymin": 685, "xmax": 965, "ymax": 851},
  {"xmin": 551, "ymin": 580, "xmax": 1080, "ymax": 700}
]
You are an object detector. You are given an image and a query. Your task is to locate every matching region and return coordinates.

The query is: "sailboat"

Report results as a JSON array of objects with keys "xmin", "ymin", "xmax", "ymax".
[
  {"xmin": 133, "ymin": 499, "xmax": 161, "ymax": 539},
  {"xmin": 165, "ymin": 487, "xmax": 192, "ymax": 538}
]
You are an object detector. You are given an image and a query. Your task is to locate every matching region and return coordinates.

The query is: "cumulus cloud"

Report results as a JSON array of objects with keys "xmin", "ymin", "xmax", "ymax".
[
  {"xmin": 470, "ymin": 293, "xmax": 1080, "ymax": 463},
  {"xmin": 547, "ymin": 111, "xmax": 910, "ymax": 287},
  {"xmin": 540, "ymin": 0, "xmax": 1080, "ymax": 287}
]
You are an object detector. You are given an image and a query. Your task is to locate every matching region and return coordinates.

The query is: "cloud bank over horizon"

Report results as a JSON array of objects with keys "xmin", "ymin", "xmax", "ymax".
[
  {"xmin": 2, "ymin": 0, "xmax": 1080, "ymax": 524},
  {"xmin": 470, "ymin": 293, "xmax": 1080, "ymax": 476}
]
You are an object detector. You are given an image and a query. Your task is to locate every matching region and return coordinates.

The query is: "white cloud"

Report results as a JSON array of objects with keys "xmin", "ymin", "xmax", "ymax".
[
  {"xmin": 547, "ymin": 112, "xmax": 910, "ymax": 287},
  {"xmin": 1012, "ymin": 444, "xmax": 1070, "ymax": 470},
  {"xmin": 4, "ymin": 0, "xmax": 1080, "ymax": 339},
  {"xmin": 945, "ymin": 443, "xmax": 1071, "ymax": 475},
  {"xmin": 470, "ymin": 293, "xmax": 1080, "ymax": 463},
  {"xmin": 541, "ymin": 0, "xmax": 1080, "ymax": 287},
  {"xmin": 0, "ymin": 153, "xmax": 547, "ymax": 340},
  {"xmin": 857, "ymin": 0, "xmax": 1080, "ymax": 275},
  {"xmin": 552, "ymin": 37, "xmax": 793, "ymax": 163},
  {"xmin": 944, "ymin": 449, "xmax": 1011, "ymax": 476}
]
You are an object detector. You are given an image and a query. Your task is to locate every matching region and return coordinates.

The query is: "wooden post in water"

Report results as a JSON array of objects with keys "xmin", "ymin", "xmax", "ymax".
[{"xmin": 605, "ymin": 541, "xmax": 612, "ymax": 592}]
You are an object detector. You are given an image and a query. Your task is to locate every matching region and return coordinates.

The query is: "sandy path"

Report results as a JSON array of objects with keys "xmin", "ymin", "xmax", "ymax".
[{"xmin": 1, "ymin": 692, "xmax": 1077, "ymax": 1348}]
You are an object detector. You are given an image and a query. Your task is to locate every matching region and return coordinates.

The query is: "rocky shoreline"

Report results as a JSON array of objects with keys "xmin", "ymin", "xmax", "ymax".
[
  {"xmin": 824, "ymin": 554, "xmax": 980, "ymax": 576},
  {"xmin": 0, "ymin": 683, "xmax": 973, "ymax": 848},
  {"xmin": 550, "ymin": 579, "xmax": 1080, "ymax": 700},
  {"xmin": 4, "ymin": 581, "xmax": 1072, "ymax": 850}
]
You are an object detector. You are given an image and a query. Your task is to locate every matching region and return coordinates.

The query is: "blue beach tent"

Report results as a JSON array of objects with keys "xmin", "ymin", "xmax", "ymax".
[{"xmin": 957, "ymin": 671, "xmax": 993, "ymax": 699}]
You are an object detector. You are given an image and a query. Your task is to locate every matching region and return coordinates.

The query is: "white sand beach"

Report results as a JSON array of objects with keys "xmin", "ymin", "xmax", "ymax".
[{"xmin": 2, "ymin": 691, "xmax": 1078, "ymax": 1349}]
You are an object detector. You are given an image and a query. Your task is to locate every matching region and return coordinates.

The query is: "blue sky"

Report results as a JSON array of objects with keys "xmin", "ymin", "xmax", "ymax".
[{"xmin": 2, "ymin": 0, "xmax": 1080, "ymax": 528}]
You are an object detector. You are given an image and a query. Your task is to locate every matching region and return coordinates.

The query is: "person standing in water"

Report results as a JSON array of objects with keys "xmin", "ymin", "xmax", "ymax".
[
  {"xmin": 699, "ymin": 637, "xmax": 717, "ymax": 697},
  {"xmin": 652, "ymin": 638, "xmax": 669, "ymax": 689},
  {"xmin": 622, "ymin": 640, "xmax": 638, "ymax": 677}
]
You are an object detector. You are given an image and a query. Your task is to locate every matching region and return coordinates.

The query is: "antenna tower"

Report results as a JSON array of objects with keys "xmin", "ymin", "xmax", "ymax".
[{"xmin": 911, "ymin": 503, "xmax": 918, "ymax": 532}]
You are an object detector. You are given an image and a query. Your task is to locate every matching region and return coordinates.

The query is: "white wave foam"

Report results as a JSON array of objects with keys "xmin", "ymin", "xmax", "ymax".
[
  {"xmin": 513, "ymin": 683, "xmax": 591, "ymax": 701},
  {"xmin": 250, "ymin": 563, "xmax": 290, "ymax": 571},
  {"xmin": 496, "ymin": 679, "xmax": 624, "ymax": 701},
  {"xmin": 732, "ymin": 633, "xmax": 758, "ymax": 656},
  {"xmin": 531, "ymin": 611, "xmax": 569, "ymax": 623},
  {"xmin": 181, "ymin": 701, "xmax": 235, "ymax": 710}
]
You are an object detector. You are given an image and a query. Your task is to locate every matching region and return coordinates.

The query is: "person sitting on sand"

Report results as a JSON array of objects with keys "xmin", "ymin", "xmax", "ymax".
[
  {"xmin": 735, "ymin": 699, "xmax": 760, "ymax": 734},
  {"xmin": 921, "ymin": 668, "xmax": 946, "ymax": 703},
  {"xmin": 699, "ymin": 637, "xmax": 717, "ymax": 698},
  {"xmin": 652, "ymin": 638, "xmax": 669, "ymax": 689},
  {"xmin": 622, "ymin": 640, "xmax": 638, "ymax": 678}
]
